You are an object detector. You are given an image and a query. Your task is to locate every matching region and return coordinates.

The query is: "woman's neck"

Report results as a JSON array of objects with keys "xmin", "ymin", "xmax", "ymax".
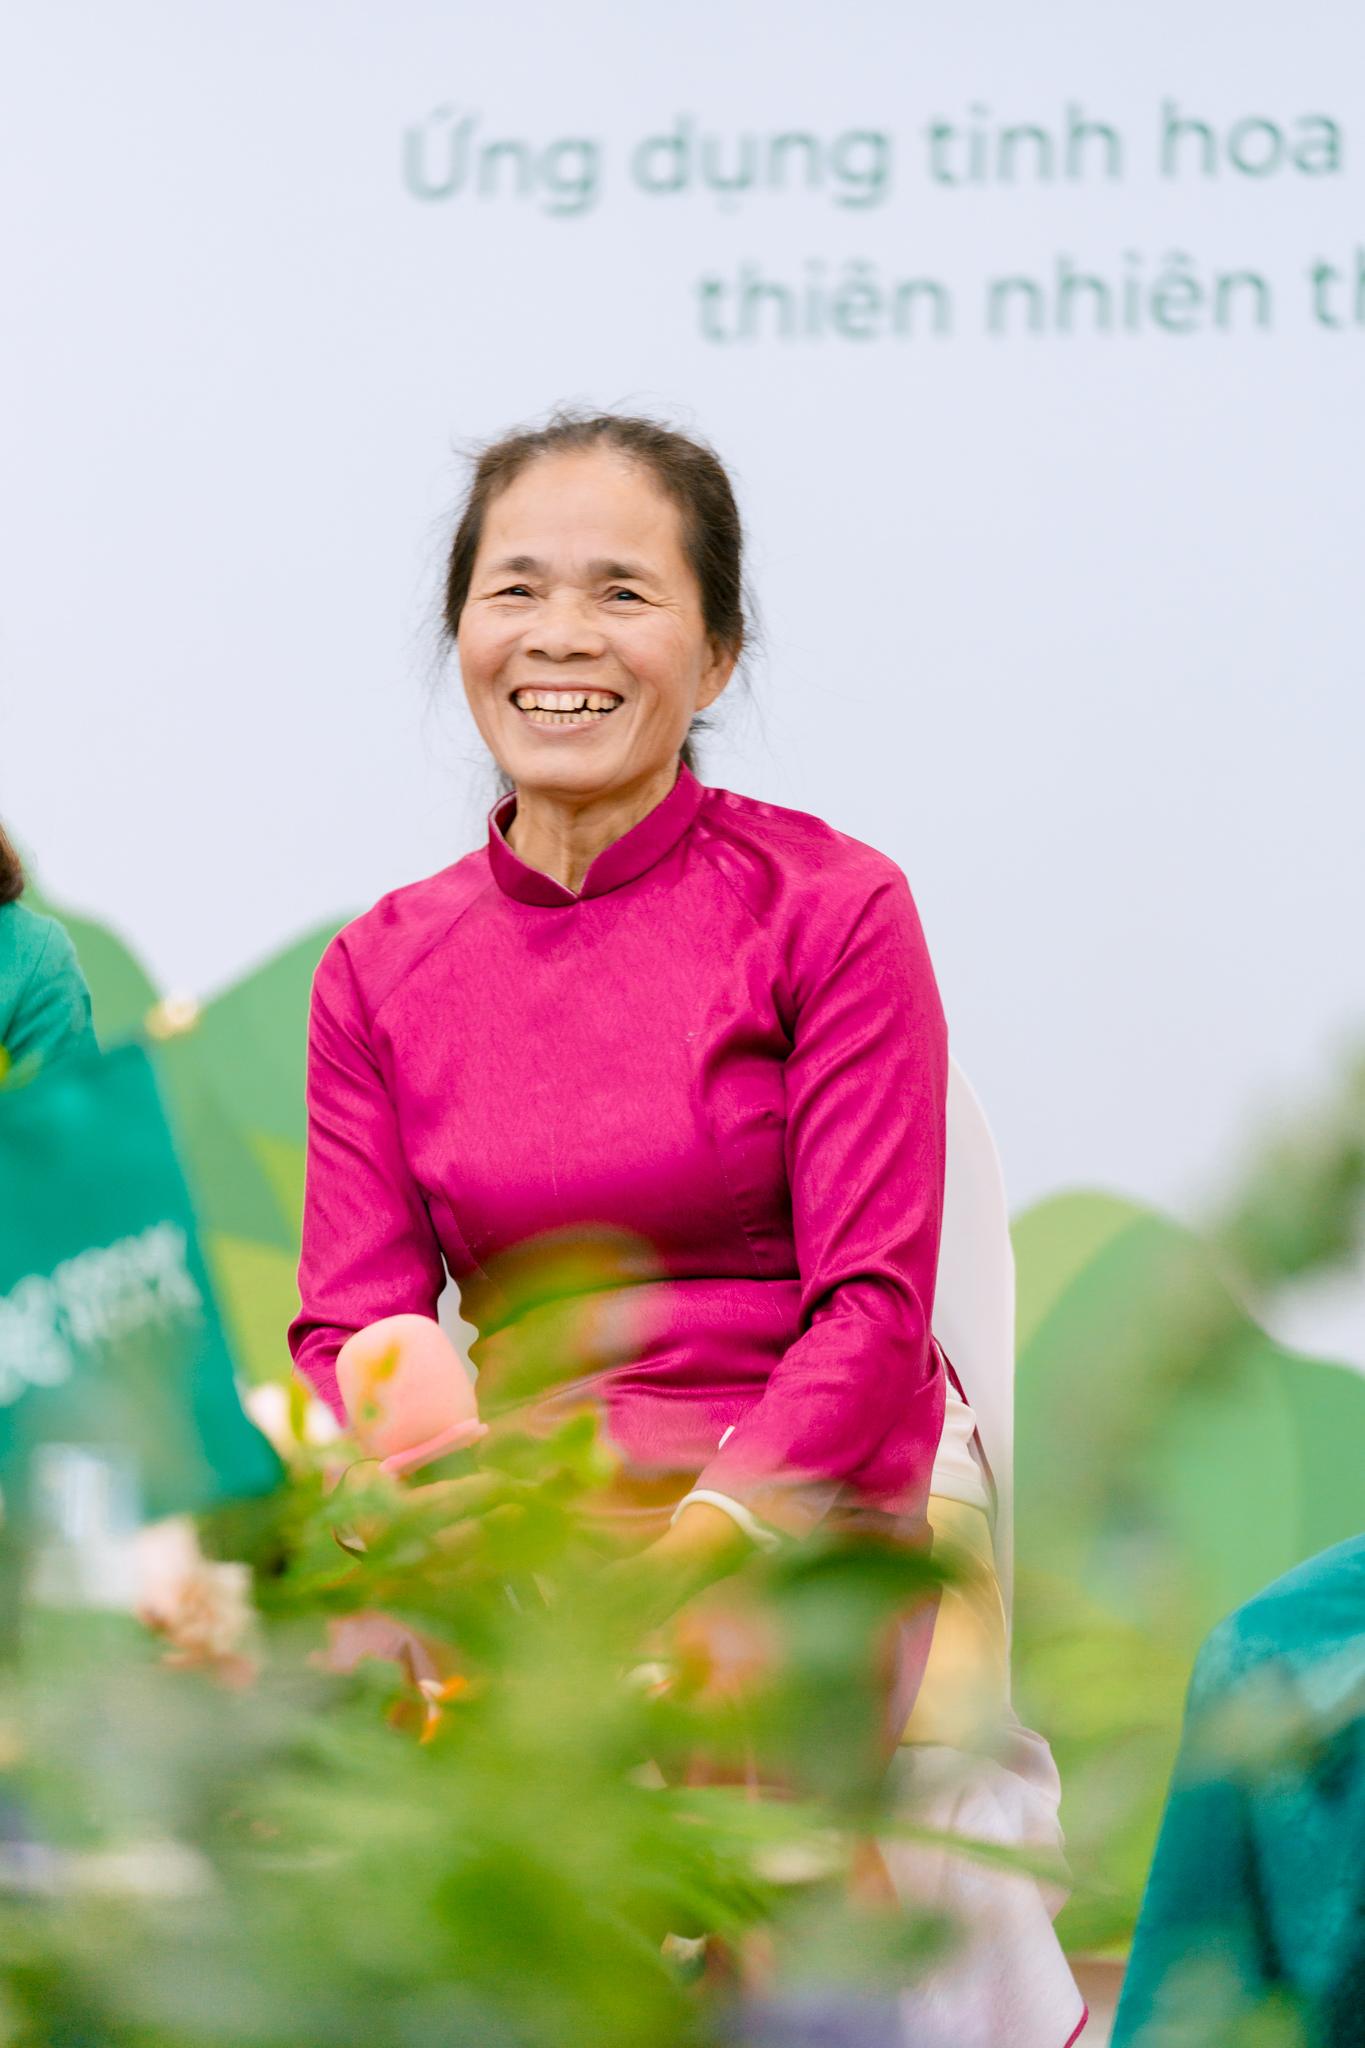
[{"xmin": 505, "ymin": 760, "xmax": 679, "ymax": 895}]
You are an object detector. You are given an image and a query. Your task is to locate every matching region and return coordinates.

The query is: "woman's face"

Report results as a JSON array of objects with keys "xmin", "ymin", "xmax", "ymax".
[{"xmin": 458, "ymin": 446, "xmax": 736, "ymax": 801}]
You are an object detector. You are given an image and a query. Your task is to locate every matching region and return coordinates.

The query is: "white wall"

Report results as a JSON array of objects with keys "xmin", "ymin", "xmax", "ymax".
[{"xmin": 3, "ymin": 1, "xmax": 1361, "ymax": 1360}]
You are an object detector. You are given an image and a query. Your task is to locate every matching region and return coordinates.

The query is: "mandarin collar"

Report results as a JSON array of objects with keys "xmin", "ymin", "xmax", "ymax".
[{"xmin": 486, "ymin": 758, "xmax": 706, "ymax": 907}]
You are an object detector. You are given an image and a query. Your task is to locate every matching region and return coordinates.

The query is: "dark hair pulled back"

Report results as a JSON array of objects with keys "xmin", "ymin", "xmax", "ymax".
[
  {"xmin": 0, "ymin": 822, "xmax": 23, "ymax": 907},
  {"xmin": 440, "ymin": 408, "xmax": 753, "ymax": 794}
]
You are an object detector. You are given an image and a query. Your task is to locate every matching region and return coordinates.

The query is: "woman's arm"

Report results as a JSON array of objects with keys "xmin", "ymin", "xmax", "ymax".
[
  {"xmin": 681, "ymin": 863, "xmax": 949, "ymax": 1542},
  {"xmin": 287, "ymin": 937, "xmax": 447, "ymax": 1422}
]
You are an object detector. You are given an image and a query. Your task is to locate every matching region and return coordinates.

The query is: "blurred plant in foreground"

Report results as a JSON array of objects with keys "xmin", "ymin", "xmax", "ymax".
[
  {"xmin": 0, "ymin": 1386, "xmax": 1035, "ymax": 2048},
  {"xmin": 1010, "ymin": 1041, "xmax": 1365, "ymax": 1961},
  {"xmin": 1210, "ymin": 1045, "xmax": 1365, "ymax": 1295}
]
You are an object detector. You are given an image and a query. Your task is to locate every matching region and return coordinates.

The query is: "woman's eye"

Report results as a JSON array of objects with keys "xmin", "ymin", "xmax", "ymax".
[
  {"xmin": 498, "ymin": 585, "xmax": 533, "ymax": 598},
  {"xmin": 608, "ymin": 587, "xmax": 643, "ymax": 603}
]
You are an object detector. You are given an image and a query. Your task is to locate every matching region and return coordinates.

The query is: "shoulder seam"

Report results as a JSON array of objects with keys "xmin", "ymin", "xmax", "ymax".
[
  {"xmin": 367, "ymin": 868, "xmax": 499, "ymax": 1028},
  {"xmin": 693, "ymin": 825, "xmax": 769, "ymax": 932},
  {"xmin": 693, "ymin": 804, "xmax": 907, "ymax": 943}
]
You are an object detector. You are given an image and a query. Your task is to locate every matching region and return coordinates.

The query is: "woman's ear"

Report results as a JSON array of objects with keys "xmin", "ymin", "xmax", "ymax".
[{"xmin": 698, "ymin": 638, "xmax": 739, "ymax": 711}]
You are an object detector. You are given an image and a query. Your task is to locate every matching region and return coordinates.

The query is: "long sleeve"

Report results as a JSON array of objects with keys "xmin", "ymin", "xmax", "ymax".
[
  {"xmin": 287, "ymin": 937, "xmax": 447, "ymax": 1423},
  {"xmin": 685, "ymin": 863, "xmax": 948, "ymax": 1540}
]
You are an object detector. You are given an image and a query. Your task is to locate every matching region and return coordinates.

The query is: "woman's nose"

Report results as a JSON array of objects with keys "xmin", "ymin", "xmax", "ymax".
[{"xmin": 525, "ymin": 594, "xmax": 608, "ymax": 662}]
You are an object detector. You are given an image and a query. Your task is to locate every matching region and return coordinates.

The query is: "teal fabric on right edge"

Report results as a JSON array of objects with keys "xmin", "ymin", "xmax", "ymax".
[{"xmin": 1111, "ymin": 1533, "xmax": 1365, "ymax": 2047}]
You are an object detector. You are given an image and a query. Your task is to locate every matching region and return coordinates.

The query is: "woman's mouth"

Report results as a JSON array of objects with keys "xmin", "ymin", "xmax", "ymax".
[{"xmin": 510, "ymin": 688, "xmax": 624, "ymax": 729}]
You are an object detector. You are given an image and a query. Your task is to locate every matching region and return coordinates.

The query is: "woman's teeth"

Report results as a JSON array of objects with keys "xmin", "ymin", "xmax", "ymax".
[{"xmin": 511, "ymin": 689, "xmax": 623, "ymax": 727}]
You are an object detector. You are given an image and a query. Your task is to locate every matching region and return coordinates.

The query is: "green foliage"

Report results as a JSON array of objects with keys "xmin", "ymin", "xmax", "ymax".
[
  {"xmin": 1211, "ymin": 1048, "xmax": 1365, "ymax": 1290},
  {"xmin": 1011, "ymin": 1045, "xmax": 1365, "ymax": 1951},
  {"xmin": 0, "ymin": 1412, "xmax": 987, "ymax": 2047}
]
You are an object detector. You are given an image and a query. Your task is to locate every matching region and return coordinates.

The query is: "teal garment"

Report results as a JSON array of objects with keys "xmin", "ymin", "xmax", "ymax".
[
  {"xmin": 0, "ymin": 901, "xmax": 98, "ymax": 1082},
  {"xmin": 1112, "ymin": 1534, "xmax": 1365, "ymax": 2047},
  {"xmin": 0, "ymin": 1040, "xmax": 285, "ymax": 1523}
]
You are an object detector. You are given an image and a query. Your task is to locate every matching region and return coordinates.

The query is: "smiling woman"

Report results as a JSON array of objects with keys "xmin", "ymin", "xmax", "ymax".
[
  {"xmin": 293, "ymin": 399, "xmax": 950, "ymax": 1572},
  {"xmin": 443, "ymin": 411, "xmax": 748, "ymax": 792},
  {"xmin": 289, "ymin": 403, "xmax": 957, "ymax": 1870},
  {"xmin": 449, "ymin": 436, "xmax": 739, "ymax": 895}
]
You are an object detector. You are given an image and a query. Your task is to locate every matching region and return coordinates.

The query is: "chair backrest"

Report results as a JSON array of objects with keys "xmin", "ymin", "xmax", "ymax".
[{"xmin": 933, "ymin": 1056, "xmax": 1017, "ymax": 1628}]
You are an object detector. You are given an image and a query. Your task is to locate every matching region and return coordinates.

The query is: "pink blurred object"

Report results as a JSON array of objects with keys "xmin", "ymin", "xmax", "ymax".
[
  {"xmin": 311, "ymin": 1610, "xmax": 451, "ymax": 1686},
  {"xmin": 335, "ymin": 1313, "xmax": 488, "ymax": 1478}
]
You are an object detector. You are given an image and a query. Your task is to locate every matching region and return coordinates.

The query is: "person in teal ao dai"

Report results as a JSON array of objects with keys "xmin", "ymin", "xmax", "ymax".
[{"xmin": 0, "ymin": 822, "xmax": 97, "ymax": 1084}]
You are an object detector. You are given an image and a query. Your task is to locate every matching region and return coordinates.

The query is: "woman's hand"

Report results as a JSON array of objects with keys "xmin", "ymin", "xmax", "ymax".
[
  {"xmin": 598, "ymin": 1501, "xmax": 757, "ymax": 1635},
  {"xmin": 330, "ymin": 1462, "xmax": 527, "ymax": 1564}
]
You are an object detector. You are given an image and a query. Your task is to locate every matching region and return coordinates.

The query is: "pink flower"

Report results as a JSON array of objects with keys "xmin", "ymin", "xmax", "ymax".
[
  {"xmin": 134, "ymin": 1517, "xmax": 261, "ymax": 1689},
  {"xmin": 336, "ymin": 1315, "xmax": 487, "ymax": 1476}
]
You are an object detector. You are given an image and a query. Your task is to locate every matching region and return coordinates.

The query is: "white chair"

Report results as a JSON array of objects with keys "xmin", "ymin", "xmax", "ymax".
[
  {"xmin": 933, "ymin": 1055, "xmax": 1021, "ymax": 1631},
  {"xmin": 881, "ymin": 1057, "xmax": 1086, "ymax": 2048}
]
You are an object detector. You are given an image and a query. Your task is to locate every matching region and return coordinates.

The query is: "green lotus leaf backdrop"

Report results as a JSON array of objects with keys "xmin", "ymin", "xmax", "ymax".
[
  {"xmin": 1009, "ymin": 1191, "xmax": 1365, "ymax": 1948},
  {"xmin": 26, "ymin": 874, "xmax": 1365, "ymax": 1947}
]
